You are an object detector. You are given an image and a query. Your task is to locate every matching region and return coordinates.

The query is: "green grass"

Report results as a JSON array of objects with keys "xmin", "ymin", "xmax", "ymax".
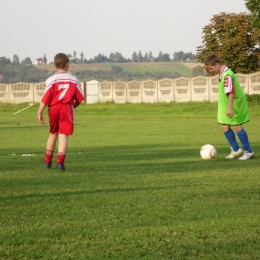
[{"xmin": 1, "ymin": 101, "xmax": 260, "ymax": 259}]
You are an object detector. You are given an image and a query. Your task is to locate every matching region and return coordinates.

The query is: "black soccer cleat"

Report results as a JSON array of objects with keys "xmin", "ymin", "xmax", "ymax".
[
  {"xmin": 43, "ymin": 162, "xmax": 52, "ymax": 169},
  {"xmin": 56, "ymin": 163, "xmax": 65, "ymax": 171}
]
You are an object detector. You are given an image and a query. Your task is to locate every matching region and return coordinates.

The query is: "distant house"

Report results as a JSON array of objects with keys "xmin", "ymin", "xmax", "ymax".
[
  {"xmin": 33, "ymin": 58, "xmax": 45, "ymax": 65},
  {"xmin": 0, "ymin": 75, "xmax": 3, "ymax": 82}
]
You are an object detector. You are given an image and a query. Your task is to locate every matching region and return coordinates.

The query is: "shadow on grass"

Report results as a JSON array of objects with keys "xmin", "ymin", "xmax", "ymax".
[
  {"xmin": 0, "ymin": 185, "xmax": 175, "ymax": 202},
  {"xmin": 1, "ymin": 142, "xmax": 259, "ymax": 173},
  {"xmin": 1, "ymin": 142, "xmax": 259, "ymax": 204},
  {"xmin": 72, "ymin": 142, "xmax": 259, "ymax": 159}
]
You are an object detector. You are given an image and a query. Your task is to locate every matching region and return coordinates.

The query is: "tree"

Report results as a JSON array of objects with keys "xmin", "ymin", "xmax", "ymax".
[
  {"xmin": 21, "ymin": 57, "xmax": 32, "ymax": 65},
  {"xmin": 173, "ymin": 51, "xmax": 195, "ymax": 62},
  {"xmin": 196, "ymin": 12, "xmax": 260, "ymax": 73},
  {"xmin": 67, "ymin": 54, "xmax": 72, "ymax": 59},
  {"xmin": 73, "ymin": 51, "xmax": 77, "ymax": 58},
  {"xmin": 157, "ymin": 51, "xmax": 163, "ymax": 61},
  {"xmin": 132, "ymin": 51, "xmax": 138, "ymax": 62},
  {"xmin": 109, "ymin": 52, "xmax": 115, "ymax": 62},
  {"xmin": 245, "ymin": 0, "xmax": 260, "ymax": 28},
  {"xmin": 137, "ymin": 51, "xmax": 143, "ymax": 62},
  {"xmin": 161, "ymin": 53, "xmax": 171, "ymax": 62},
  {"xmin": 43, "ymin": 53, "xmax": 47, "ymax": 64},
  {"xmin": 111, "ymin": 65, "xmax": 123, "ymax": 74},
  {"xmin": 114, "ymin": 52, "xmax": 124, "ymax": 63},
  {"xmin": 93, "ymin": 53, "xmax": 102, "ymax": 63},
  {"xmin": 185, "ymin": 52, "xmax": 195, "ymax": 61},
  {"xmin": 80, "ymin": 52, "xmax": 84, "ymax": 63},
  {"xmin": 0, "ymin": 57, "xmax": 11, "ymax": 66},
  {"xmin": 93, "ymin": 53, "xmax": 108, "ymax": 63},
  {"xmin": 13, "ymin": 54, "xmax": 19, "ymax": 64},
  {"xmin": 192, "ymin": 66, "xmax": 204, "ymax": 76},
  {"xmin": 144, "ymin": 52, "xmax": 148, "ymax": 62},
  {"xmin": 149, "ymin": 51, "xmax": 153, "ymax": 61},
  {"xmin": 173, "ymin": 51, "xmax": 185, "ymax": 61}
]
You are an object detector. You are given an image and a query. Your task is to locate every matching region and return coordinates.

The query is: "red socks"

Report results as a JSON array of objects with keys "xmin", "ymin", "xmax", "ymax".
[
  {"xmin": 57, "ymin": 152, "xmax": 66, "ymax": 165},
  {"xmin": 44, "ymin": 150, "xmax": 53, "ymax": 164},
  {"xmin": 44, "ymin": 150, "xmax": 66, "ymax": 165}
]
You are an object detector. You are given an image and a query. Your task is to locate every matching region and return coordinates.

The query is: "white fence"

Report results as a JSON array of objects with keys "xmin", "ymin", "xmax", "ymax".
[{"xmin": 1, "ymin": 73, "xmax": 260, "ymax": 104}]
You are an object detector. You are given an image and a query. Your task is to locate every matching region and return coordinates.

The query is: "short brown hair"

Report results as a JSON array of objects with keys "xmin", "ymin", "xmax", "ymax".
[
  {"xmin": 54, "ymin": 53, "xmax": 69, "ymax": 69},
  {"xmin": 204, "ymin": 54, "xmax": 222, "ymax": 66}
]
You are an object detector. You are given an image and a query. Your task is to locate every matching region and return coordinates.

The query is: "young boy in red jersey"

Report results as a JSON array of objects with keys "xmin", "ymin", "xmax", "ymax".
[{"xmin": 37, "ymin": 53, "xmax": 84, "ymax": 170}]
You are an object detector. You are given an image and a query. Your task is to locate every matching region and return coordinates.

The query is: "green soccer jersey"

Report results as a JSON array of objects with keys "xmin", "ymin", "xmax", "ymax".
[{"xmin": 217, "ymin": 69, "xmax": 249, "ymax": 125}]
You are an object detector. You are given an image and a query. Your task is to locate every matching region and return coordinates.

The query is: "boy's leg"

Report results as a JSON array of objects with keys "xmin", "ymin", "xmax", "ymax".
[
  {"xmin": 44, "ymin": 133, "xmax": 58, "ymax": 168},
  {"xmin": 236, "ymin": 128, "xmax": 254, "ymax": 160},
  {"xmin": 56, "ymin": 134, "xmax": 68, "ymax": 170},
  {"xmin": 222, "ymin": 125, "xmax": 243, "ymax": 158},
  {"xmin": 55, "ymin": 105, "xmax": 73, "ymax": 170},
  {"xmin": 223, "ymin": 126, "xmax": 240, "ymax": 151},
  {"xmin": 236, "ymin": 128, "xmax": 252, "ymax": 153}
]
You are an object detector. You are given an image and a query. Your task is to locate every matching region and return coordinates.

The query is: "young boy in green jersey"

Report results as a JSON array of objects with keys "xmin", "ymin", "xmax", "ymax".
[{"xmin": 204, "ymin": 54, "xmax": 254, "ymax": 160}]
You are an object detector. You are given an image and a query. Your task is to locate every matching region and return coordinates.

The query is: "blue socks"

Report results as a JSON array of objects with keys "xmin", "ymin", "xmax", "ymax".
[
  {"xmin": 237, "ymin": 129, "xmax": 252, "ymax": 153},
  {"xmin": 224, "ymin": 129, "xmax": 239, "ymax": 151},
  {"xmin": 224, "ymin": 128, "xmax": 252, "ymax": 152}
]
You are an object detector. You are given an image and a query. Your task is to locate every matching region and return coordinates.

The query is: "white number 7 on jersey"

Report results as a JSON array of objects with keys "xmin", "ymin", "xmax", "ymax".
[{"xmin": 58, "ymin": 84, "xmax": 69, "ymax": 100}]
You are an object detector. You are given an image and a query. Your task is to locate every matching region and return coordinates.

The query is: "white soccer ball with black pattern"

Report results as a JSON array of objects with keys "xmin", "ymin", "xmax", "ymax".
[{"xmin": 200, "ymin": 144, "xmax": 217, "ymax": 159}]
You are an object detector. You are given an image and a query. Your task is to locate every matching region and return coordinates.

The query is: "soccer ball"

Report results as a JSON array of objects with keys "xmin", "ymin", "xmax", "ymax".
[{"xmin": 200, "ymin": 144, "xmax": 217, "ymax": 159}]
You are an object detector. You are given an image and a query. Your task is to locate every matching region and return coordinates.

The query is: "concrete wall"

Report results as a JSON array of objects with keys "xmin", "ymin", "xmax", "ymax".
[
  {"xmin": 158, "ymin": 78, "xmax": 174, "ymax": 103},
  {"xmin": 127, "ymin": 81, "xmax": 142, "ymax": 103},
  {"xmin": 86, "ymin": 80, "xmax": 99, "ymax": 104},
  {"xmin": 1, "ymin": 72, "xmax": 260, "ymax": 104}
]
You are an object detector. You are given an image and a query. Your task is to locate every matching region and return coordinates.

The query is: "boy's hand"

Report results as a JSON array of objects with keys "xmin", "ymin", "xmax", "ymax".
[
  {"xmin": 73, "ymin": 101, "xmax": 80, "ymax": 108},
  {"xmin": 227, "ymin": 93, "xmax": 234, "ymax": 118},
  {"xmin": 226, "ymin": 108, "xmax": 233, "ymax": 118},
  {"xmin": 38, "ymin": 113, "xmax": 45, "ymax": 124},
  {"xmin": 37, "ymin": 102, "xmax": 46, "ymax": 124}
]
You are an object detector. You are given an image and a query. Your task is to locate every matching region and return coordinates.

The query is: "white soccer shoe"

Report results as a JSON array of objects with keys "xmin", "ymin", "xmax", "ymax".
[
  {"xmin": 225, "ymin": 147, "xmax": 243, "ymax": 159},
  {"xmin": 238, "ymin": 151, "xmax": 254, "ymax": 160}
]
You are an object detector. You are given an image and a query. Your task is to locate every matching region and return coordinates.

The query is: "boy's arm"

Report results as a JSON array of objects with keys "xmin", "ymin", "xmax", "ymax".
[
  {"xmin": 73, "ymin": 101, "xmax": 81, "ymax": 109},
  {"xmin": 73, "ymin": 87, "xmax": 85, "ymax": 108},
  {"xmin": 37, "ymin": 102, "xmax": 47, "ymax": 124},
  {"xmin": 226, "ymin": 93, "xmax": 234, "ymax": 118},
  {"xmin": 224, "ymin": 75, "xmax": 235, "ymax": 118}
]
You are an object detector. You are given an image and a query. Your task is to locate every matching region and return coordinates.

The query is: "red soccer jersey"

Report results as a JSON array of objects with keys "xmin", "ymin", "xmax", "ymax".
[{"xmin": 41, "ymin": 72, "xmax": 84, "ymax": 106}]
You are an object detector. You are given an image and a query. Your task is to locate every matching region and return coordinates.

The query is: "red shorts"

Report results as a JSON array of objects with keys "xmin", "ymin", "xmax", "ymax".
[{"xmin": 48, "ymin": 104, "xmax": 74, "ymax": 135}]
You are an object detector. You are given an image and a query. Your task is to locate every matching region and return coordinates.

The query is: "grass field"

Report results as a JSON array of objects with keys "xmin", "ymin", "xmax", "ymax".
[{"xmin": 1, "ymin": 101, "xmax": 260, "ymax": 259}]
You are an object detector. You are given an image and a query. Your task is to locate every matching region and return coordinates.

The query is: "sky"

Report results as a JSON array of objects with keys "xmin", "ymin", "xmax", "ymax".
[{"xmin": 1, "ymin": 0, "xmax": 248, "ymax": 63}]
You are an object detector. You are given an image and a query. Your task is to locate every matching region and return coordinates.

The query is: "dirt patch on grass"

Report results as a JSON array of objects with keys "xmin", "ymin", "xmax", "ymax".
[
  {"xmin": 121, "ymin": 62, "xmax": 181, "ymax": 69},
  {"xmin": 182, "ymin": 62, "xmax": 204, "ymax": 68},
  {"xmin": 69, "ymin": 63, "xmax": 109, "ymax": 70}
]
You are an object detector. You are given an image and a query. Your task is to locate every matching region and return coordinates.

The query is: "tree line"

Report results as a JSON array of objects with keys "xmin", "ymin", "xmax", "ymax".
[
  {"xmin": 0, "ymin": 58, "xmax": 203, "ymax": 83},
  {"xmin": 0, "ymin": 51, "xmax": 198, "ymax": 83},
  {"xmin": 80, "ymin": 51, "xmax": 195, "ymax": 64},
  {"xmin": 1, "ymin": 50, "xmax": 196, "ymax": 66}
]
